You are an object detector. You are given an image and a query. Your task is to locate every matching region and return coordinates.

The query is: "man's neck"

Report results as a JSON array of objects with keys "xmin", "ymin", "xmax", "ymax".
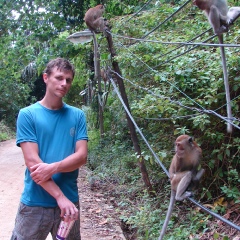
[{"xmin": 39, "ymin": 97, "xmax": 63, "ymax": 110}]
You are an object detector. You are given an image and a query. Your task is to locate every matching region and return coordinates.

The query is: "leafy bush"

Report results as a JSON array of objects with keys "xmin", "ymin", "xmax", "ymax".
[{"xmin": 0, "ymin": 121, "xmax": 15, "ymax": 141}]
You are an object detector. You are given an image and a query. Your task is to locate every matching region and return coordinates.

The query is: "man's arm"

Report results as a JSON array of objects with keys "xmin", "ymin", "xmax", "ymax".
[
  {"xmin": 54, "ymin": 140, "xmax": 88, "ymax": 172},
  {"xmin": 30, "ymin": 140, "xmax": 88, "ymax": 183},
  {"xmin": 20, "ymin": 142, "xmax": 80, "ymax": 220}
]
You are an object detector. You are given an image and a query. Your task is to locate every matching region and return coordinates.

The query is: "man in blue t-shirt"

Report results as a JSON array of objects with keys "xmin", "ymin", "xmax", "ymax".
[{"xmin": 11, "ymin": 58, "xmax": 88, "ymax": 240}]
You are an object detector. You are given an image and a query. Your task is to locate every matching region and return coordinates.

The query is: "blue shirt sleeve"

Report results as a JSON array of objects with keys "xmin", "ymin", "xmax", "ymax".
[
  {"xmin": 16, "ymin": 109, "xmax": 38, "ymax": 147},
  {"xmin": 76, "ymin": 111, "xmax": 88, "ymax": 142}
]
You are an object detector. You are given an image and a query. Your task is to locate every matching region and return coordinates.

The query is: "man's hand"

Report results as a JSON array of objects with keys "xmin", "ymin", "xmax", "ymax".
[
  {"xmin": 30, "ymin": 163, "xmax": 57, "ymax": 184},
  {"xmin": 56, "ymin": 194, "xmax": 79, "ymax": 222}
]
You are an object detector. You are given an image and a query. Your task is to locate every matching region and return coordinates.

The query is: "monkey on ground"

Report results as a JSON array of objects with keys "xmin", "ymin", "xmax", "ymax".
[
  {"xmin": 84, "ymin": 5, "xmax": 108, "ymax": 33},
  {"xmin": 193, "ymin": 0, "xmax": 240, "ymax": 133},
  {"xmin": 158, "ymin": 135, "xmax": 204, "ymax": 240}
]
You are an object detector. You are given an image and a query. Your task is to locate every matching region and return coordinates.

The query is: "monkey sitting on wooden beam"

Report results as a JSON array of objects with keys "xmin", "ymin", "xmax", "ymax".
[
  {"xmin": 158, "ymin": 135, "xmax": 205, "ymax": 240},
  {"xmin": 84, "ymin": 5, "xmax": 109, "ymax": 34}
]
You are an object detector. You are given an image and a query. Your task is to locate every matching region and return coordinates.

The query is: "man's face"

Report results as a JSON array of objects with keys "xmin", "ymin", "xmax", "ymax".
[{"xmin": 43, "ymin": 67, "xmax": 74, "ymax": 98}]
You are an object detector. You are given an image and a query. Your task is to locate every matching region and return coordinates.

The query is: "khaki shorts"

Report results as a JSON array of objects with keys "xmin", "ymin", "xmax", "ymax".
[{"xmin": 11, "ymin": 202, "xmax": 81, "ymax": 240}]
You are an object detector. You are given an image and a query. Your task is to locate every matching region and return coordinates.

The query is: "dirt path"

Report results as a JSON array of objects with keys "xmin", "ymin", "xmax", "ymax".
[
  {"xmin": 0, "ymin": 139, "xmax": 25, "ymax": 239},
  {"xmin": 0, "ymin": 139, "xmax": 125, "ymax": 240}
]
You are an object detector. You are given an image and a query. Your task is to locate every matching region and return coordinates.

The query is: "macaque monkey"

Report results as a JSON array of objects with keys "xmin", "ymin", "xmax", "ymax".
[
  {"xmin": 193, "ymin": 0, "xmax": 240, "ymax": 133},
  {"xmin": 194, "ymin": 0, "xmax": 228, "ymax": 34},
  {"xmin": 84, "ymin": 5, "xmax": 108, "ymax": 33},
  {"xmin": 193, "ymin": 0, "xmax": 240, "ymax": 34},
  {"xmin": 158, "ymin": 135, "xmax": 204, "ymax": 240}
]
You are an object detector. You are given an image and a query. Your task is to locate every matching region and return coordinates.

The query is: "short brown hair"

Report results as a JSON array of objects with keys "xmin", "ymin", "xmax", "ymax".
[{"xmin": 43, "ymin": 58, "xmax": 75, "ymax": 78}]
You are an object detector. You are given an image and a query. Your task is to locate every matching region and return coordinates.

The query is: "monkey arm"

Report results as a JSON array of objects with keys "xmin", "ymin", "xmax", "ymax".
[
  {"xmin": 168, "ymin": 161, "xmax": 175, "ymax": 180},
  {"xmin": 173, "ymin": 171, "xmax": 193, "ymax": 201},
  {"xmin": 188, "ymin": 168, "xmax": 205, "ymax": 190},
  {"xmin": 193, "ymin": 168, "xmax": 205, "ymax": 181},
  {"xmin": 169, "ymin": 173, "xmax": 174, "ymax": 181},
  {"xmin": 92, "ymin": 18, "xmax": 107, "ymax": 33}
]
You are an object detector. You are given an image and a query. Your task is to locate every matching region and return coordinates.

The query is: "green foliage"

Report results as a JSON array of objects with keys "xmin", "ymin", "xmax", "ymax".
[
  {"xmin": 221, "ymin": 185, "xmax": 240, "ymax": 201},
  {"xmin": 0, "ymin": 121, "xmax": 15, "ymax": 141},
  {"xmin": 0, "ymin": 77, "xmax": 30, "ymax": 127},
  {"xmin": 0, "ymin": 0, "xmax": 88, "ymax": 125},
  {"xmin": 220, "ymin": 168, "xmax": 240, "ymax": 202},
  {"xmin": 58, "ymin": 0, "xmax": 88, "ymax": 27}
]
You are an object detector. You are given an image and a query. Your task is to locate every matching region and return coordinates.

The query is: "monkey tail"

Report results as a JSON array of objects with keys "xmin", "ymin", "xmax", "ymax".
[
  {"xmin": 218, "ymin": 34, "xmax": 232, "ymax": 133},
  {"xmin": 158, "ymin": 191, "xmax": 176, "ymax": 240}
]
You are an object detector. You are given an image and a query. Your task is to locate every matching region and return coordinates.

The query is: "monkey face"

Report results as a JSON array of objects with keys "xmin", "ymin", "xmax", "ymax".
[
  {"xmin": 96, "ymin": 4, "xmax": 105, "ymax": 13},
  {"xmin": 175, "ymin": 142, "xmax": 185, "ymax": 157},
  {"xmin": 175, "ymin": 135, "xmax": 194, "ymax": 158}
]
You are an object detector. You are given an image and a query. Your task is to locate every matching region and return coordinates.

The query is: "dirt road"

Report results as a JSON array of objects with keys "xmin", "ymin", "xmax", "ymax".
[
  {"xmin": 0, "ymin": 139, "xmax": 125, "ymax": 240},
  {"xmin": 0, "ymin": 139, "xmax": 25, "ymax": 239}
]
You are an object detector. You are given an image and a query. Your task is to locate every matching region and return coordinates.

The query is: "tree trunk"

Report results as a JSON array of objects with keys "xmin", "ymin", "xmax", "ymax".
[
  {"xmin": 105, "ymin": 30, "xmax": 153, "ymax": 193},
  {"xmin": 93, "ymin": 33, "xmax": 104, "ymax": 138}
]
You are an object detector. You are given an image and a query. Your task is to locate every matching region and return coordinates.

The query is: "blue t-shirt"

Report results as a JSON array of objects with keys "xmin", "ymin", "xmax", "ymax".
[{"xmin": 16, "ymin": 102, "xmax": 88, "ymax": 207}]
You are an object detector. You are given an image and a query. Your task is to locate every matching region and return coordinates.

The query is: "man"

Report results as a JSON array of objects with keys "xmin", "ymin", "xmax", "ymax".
[{"xmin": 11, "ymin": 58, "xmax": 88, "ymax": 240}]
